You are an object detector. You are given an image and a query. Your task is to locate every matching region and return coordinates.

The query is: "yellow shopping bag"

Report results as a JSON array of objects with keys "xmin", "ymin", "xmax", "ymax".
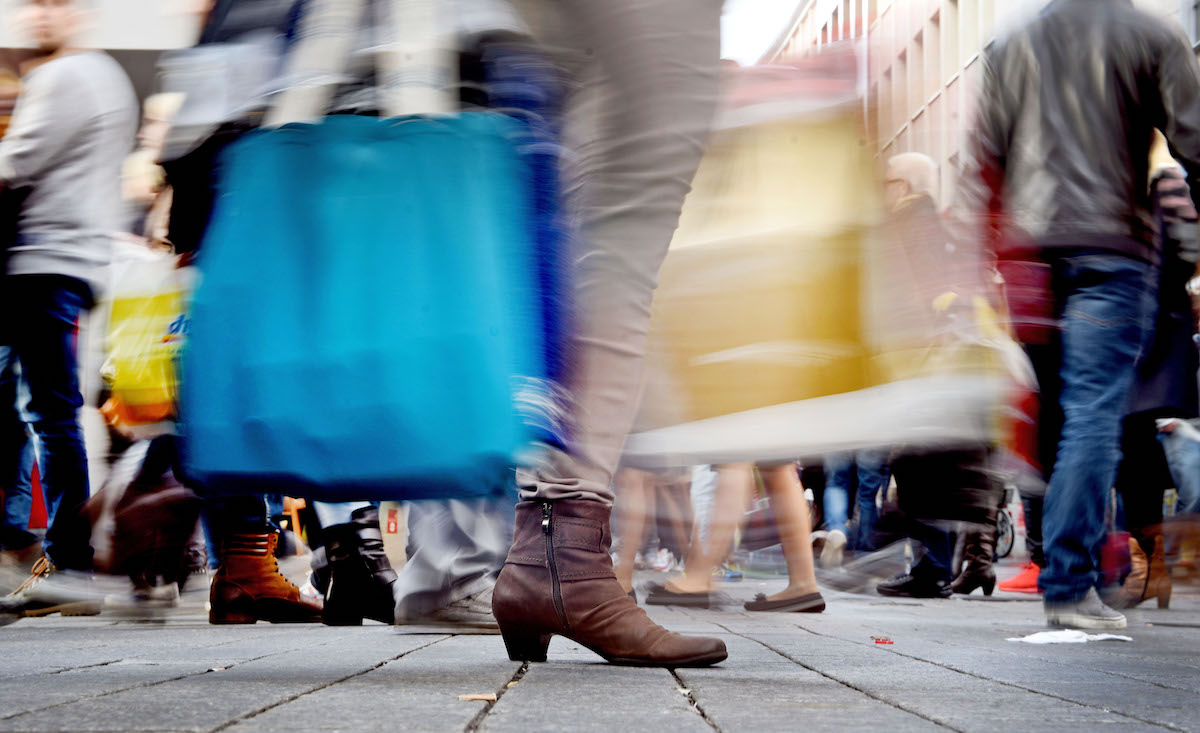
[
  {"xmin": 637, "ymin": 56, "xmax": 877, "ymax": 429},
  {"xmin": 103, "ymin": 251, "xmax": 188, "ymax": 431},
  {"xmin": 627, "ymin": 51, "xmax": 1017, "ymax": 467}
]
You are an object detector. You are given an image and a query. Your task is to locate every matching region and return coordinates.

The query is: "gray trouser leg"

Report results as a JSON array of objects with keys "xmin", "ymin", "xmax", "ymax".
[
  {"xmin": 392, "ymin": 497, "xmax": 514, "ymax": 619},
  {"xmin": 514, "ymin": 0, "xmax": 723, "ymax": 506}
]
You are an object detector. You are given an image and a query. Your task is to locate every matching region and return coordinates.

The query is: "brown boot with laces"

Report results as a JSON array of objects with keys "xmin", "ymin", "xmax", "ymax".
[{"xmin": 209, "ymin": 533, "xmax": 322, "ymax": 624}]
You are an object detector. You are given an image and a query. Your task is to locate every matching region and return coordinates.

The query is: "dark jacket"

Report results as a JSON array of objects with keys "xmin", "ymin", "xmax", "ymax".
[
  {"xmin": 1130, "ymin": 165, "xmax": 1200, "ymax": 416},
  {"xmin": 957, "ymin": 0, "xmax": 1200, "ymax": 263}
]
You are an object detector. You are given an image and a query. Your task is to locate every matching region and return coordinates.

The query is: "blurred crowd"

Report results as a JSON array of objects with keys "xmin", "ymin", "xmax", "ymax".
[{"xmin": 1, "ymin": 0, "xmax": 1199, "ymax": 672}]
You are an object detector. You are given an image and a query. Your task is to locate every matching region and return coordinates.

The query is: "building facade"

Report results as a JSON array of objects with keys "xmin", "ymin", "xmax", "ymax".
[{"xmin": 768, "ymin": 0, "xmax": 1200, "ymax": 206}]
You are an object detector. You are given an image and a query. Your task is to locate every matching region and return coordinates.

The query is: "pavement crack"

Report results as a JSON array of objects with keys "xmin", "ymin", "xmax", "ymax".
[
  {"xmin": 669, "ymin": 669, "xmax": 722, "ymax": 732},
  {"xmin": 0, "ymin": 631, "xmax": 382, "ymax": 722},
  {"xmin": 778, "ymin": 619, "xmax": 1187, "ymax": 732},
  {"xmin": 714, "ymin": 623, "xmax": 964, "ymax": 732},
  {"xmin": 208, "ymin": 634, "xmax": 451, "ymax": 733},
  {"xmin": 461, "ymin": 661, "xmax": 529, "ymax": 733},
  {"xmin": 43, "ymin": 658, "xmax": 126, "ymax": 675}
]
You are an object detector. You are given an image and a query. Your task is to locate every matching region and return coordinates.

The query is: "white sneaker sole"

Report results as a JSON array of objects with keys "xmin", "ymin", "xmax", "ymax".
[{"xmin": 1046, "ymin": 611, "xmax": 1127, "ymax": 630}]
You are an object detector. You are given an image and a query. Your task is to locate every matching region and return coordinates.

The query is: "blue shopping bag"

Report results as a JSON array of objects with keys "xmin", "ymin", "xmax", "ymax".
[
  {"xmin": 482, "ymin": 41, "xmax": 572, "ymax": 448},
  {"xmin": 181, "ymin": 113, "xmax": 544, "ymax": 500}
]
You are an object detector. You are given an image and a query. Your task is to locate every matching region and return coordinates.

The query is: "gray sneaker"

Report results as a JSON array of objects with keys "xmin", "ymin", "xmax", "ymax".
[
  {"xmin": 1045, "ymin": 587, "xmax": 1127, "ymax": 630},
  {"xmin": 395, "ymin": 585, "xmax": 498, "ymax": 632}
]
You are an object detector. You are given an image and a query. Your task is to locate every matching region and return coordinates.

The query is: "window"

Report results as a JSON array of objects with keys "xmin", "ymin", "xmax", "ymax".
[
  {"xmin": 944, "ymin": 0, "xmax": 960, "ymax": 74},
  {"xmin": 909, "ymin": 33, "xmax": 923, "ymax": 117},
  {"xmin": 881, "ymin": 68, "xmax": 893, "ymax": 145},
  {"xmin": 870, "ymin": 82, "xmax": 879, "ymax": 146},
  {"xmin": 927, "ymin": 12, "xmax": 941, "ymax": 99},
  {"xmin": 980, "ymin": 0, "xmax": 995, "ymax": 43},
  {"xmin": 960, "ymin": 0, "xmax": 979, "ymax": 64}
]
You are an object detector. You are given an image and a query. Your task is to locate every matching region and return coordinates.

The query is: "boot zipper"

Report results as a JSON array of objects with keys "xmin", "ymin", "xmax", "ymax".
[{"xmin": 542, "ymin": 502, "xmax": 569, "ymax": 629}]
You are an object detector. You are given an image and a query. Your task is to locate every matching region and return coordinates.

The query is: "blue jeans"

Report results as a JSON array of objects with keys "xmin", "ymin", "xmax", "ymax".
[
  {"xmin": 1, "ymin": 275, "xmax": 94, "ymax": 570},
  {"xmin": 824, "ymin": 450, "xmax": 889, "ymax": 551},
  {"xmin": 0, "ymin": 351, "xmax": 38, "ymax": 550},
  {"xmin": 1039, "ymin": 254, "xmax": 1151, "ymax": 603},
  {"xmin": 1159, "ymin": 428, "xmax": 1200, "ymax": 514},
  {"xmin": 0, "ymin": 438, "xmax": 37, "ymax": 551}
]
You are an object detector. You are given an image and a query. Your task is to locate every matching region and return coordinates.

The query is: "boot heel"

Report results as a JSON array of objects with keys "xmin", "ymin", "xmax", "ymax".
[
  {"xmin": 210, "ymin": 610, "xmax": 257, "ymax": 624},
  {"xmin": 322, "ymin": 610, "xmax": 365, "ymax": 626},
  {"xmin": 1157, "ymin": 586, "xmax": 1171, "ymax": 609},
  {"xmin": 500, "ymin": 627, "xmax": 552, "ymax": 662},
  {"xmin": 982, "ymin": 576, "xmax": 996, "ymax": 597}
]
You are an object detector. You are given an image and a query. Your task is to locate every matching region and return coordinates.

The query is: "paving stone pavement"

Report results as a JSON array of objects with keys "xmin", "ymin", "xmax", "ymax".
[{"xmin": 1, "ymin": 576, "xmax": 1197, "ymax": 733}]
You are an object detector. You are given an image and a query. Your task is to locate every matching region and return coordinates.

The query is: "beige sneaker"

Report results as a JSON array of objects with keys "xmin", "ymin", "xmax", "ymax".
[
  {"xmin": 1045, "ymin": 588, "xmax": 1127, "ymax": 630},
  {"xmin": 0, "ymin": 559, "xmax": 102, "ymax": 626},
  {"xmin": 820, "ymin": 529, "xmax": 847, "ymax": 569}
]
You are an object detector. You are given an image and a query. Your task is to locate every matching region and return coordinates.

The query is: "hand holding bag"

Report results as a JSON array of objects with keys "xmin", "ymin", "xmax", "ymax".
[{"xmin": 182, "ymin": 0, "xmax": 546, "ymax": 500}]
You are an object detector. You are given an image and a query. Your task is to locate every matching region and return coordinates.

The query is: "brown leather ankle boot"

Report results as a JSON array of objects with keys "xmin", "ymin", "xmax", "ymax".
[
  {"xmin": 1144, "ymin": 535, "xmax": 1171, "ymax": 609},
  {"xmin": 492, "ymin": 499, "xmax": 727, "ymax": 667},
  {"xmin": 210, "ymin": 533, "xmax": 322, "ymax": 624},
  {"xmin": 1112, "ymin": 536, "xmax": 1148, "ymax": 609},
  {"xmin": 1113, "ymin": 534, "xmax": 1171, "ymax": 609}
]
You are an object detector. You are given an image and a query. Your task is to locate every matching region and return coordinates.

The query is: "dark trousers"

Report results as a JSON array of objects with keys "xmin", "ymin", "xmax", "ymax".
[
  {"xmin": 1020, "ymin": 342, "xmax": 1064, "ymax": 568},
  {"xmin": 1115, "ymin": 410, "xmax": 1177, "ymax": 556},
  {"xmin": 0, "ymin": 275, "xmax": 94, "ymax": 570},
  {"xmin": 136, "ymin": 435, "xmax": 272, "ymax": 569}
]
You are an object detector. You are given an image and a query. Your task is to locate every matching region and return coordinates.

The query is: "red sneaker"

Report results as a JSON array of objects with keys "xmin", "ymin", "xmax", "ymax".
[{"xmin": 998, "ymin": 562, "xmax": 1041, "ymax": 594}]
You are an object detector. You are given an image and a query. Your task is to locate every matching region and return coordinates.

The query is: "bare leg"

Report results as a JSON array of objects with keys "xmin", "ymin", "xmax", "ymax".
[
  {"xmin": 667, "ymin": 463, "xmax": 754, "ymax": 594},
  {"xmin": 613, "ymin": 468, "xmax": 649, "ymax": 593},
  {"xmin": 762, "ymin": 464, "xmax": 820, "ymax": 600},
  {"xmin": 654, "ymin": 474, "xmax": 694, "ymax": 564}
]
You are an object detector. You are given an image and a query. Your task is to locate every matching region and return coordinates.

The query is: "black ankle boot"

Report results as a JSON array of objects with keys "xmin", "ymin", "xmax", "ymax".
[
  {"xmin": 877, "ymin": 560, "xmax": 952, "ymax": 599},
  {"xmin": 322, "ymin": 507, "xmax": 399, "ymax": 626},
  {"xmin": 951, "ymin": 526, "xmax": 997, "ymax": 596}
]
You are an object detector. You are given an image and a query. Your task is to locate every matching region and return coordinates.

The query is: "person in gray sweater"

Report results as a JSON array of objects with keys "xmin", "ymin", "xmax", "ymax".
[{"xmin": 0, "ymin": 0, "xmax": 137, "ymax": 617}]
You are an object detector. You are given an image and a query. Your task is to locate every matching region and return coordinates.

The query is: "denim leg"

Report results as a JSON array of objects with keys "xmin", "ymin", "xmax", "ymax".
[
  {"xmin": 854, "ymin": 450, "xmax": 889, "ymax": 551},
  {"xmin": 3, "ymin": 276, "xmax": 94, "ymax": 571},
  {"xmin": 0, "ymin": 348, "xmax": 38, "ymax": 551},
  {"xmin": 1160, "ymin": 430, "xmax": 1200, "ymax": 514},
  {"xmin": 822, "ymin": 453, "xmax": 852, "ymax": 537},
  {"xmin": 1040, "ymin": 255, "xmax": 1150, "ymax": 603},
  {"xmin": 205, "ymin": 496, "xmax": 272, "ymax": 534},
  {"xmin": 1, "ymin": 439, "xmax": 38, "ymax": 550}
]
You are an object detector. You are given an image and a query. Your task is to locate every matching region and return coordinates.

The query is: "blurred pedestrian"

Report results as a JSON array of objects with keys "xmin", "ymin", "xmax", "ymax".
[
  {"xmin": 1111, "ymin": 136, "xmax": 1200, "ymax": 610},
  {"xmin": 0, "ymin": 0, "xmax": 138, "ymax": 621},
  {"xmin": 871, "ymin": 152, "xmax": 1003, "ymax": 600},
  {"xmin": 642, "ymin": 463, "xmax": 824, "ymax": 613},
  {"xmin": 491, "ymin": 0, "xmax": 729, "ymax": 666},
  {"xmin": 821, "ymin": 449, "xmax": 889, "ymax": 563},
  {"xmin": 955, "ymin": 0, "xmax": 1200, "ymax": 629}
]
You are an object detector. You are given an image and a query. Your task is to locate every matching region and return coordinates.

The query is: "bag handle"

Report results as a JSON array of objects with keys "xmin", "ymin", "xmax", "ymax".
[{"xmin": 266, "ymin": 0, "xmax": 456, "ymax": 126}]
